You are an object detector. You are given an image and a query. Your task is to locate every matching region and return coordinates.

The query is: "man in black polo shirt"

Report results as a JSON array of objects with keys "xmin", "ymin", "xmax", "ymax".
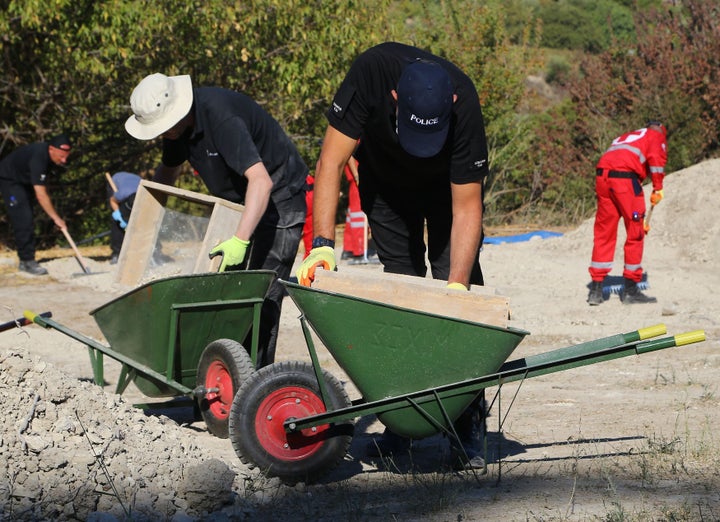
[
  {"xmin": 125, "ymin": 73, "xmax": 308, "ymax": 368},
  {"xmin": 296, "ymin": 43, "xmax": 489, "ymax": 470},
  {"xmin": 0, "ymin": 134, "xmax": 72, "ymax": 275}
]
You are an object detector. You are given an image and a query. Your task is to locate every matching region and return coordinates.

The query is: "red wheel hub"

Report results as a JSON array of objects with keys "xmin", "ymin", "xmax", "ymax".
[
  {"xmin": 255, "ymin": 386, "xmax": 329, "ymax": 461},
  {"xmin": 204, "ymin": 360, "xmax": 234, "ymax": 420}
]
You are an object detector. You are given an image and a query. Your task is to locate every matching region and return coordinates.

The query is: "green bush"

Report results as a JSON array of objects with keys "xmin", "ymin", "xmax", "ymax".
[
  {"xmin": 545, "ymin": 55, "xmax": 572, "ymax": 85},
  {"xmin": 0, "ymin": 0, "xmax": 542, "ymax": 249},
  {"xmin": 537, "ymin": 0, "xmax": 641, "ymax": 53}
]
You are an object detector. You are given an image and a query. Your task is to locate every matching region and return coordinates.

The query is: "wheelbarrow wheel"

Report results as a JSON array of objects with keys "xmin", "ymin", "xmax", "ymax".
[
  {"xmin": 197, "ymin": 339, "xmax": 255, "ymax": 439},
  {"xmin": 229, "ymin": 360, "xmax": 353, "ymax": 484}
]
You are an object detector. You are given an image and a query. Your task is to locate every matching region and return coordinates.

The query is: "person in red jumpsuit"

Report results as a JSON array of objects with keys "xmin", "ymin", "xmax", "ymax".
[
  {"xmin": 301, "ymin": 174, "xmax": 315, "ymax": 259},
  {"xmin": 588, "ymin": 120, "xmax": 667, "ymax": 305},
  {"xmin": 341, "ymin": 158, "xmax": 366, "ymax": 259}
]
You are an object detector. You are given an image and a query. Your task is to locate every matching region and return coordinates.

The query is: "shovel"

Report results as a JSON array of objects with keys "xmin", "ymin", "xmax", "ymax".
[
  {"xmin": 643, "ymin": 203, "xmax": 656, "ymax": 234},
  {"xmin": 61, "ymin": 227, "xmax": 92, "ymax": 274}
]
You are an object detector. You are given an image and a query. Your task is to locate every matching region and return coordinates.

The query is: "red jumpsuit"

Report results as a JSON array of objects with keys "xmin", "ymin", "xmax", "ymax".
[
  {"xmin": 301, "ymin": 174, "xmax": 314, "ymax": 259},
  {"xmin": 342, "ymin": 164, "xmax": 365, "ymax": 257},
  {"xmin": 589, "ymin": 126, "xmax": 667, "ymax": 283}
]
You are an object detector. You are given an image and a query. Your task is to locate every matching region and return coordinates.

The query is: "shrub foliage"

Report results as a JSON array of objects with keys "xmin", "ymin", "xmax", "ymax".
[{"xmin": 0, "ymin": 0, "xmax": 719, "ymax": 248}]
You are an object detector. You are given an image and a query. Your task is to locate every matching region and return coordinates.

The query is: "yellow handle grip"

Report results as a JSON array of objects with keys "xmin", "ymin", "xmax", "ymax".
[
  {"xmin": 23, "ymin": 310, "xmax": 37, "ymax": 323},
  {"xmin": 675, "ymin": 330, "xmax": 706, "ymax": 346},
  {"xmin": 637, "ymin": 324, "xmax": 666, "ymax": 340}
]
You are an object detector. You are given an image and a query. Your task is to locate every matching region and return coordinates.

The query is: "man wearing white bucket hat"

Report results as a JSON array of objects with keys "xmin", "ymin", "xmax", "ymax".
[{"xmin": 125, "ymin": 73, "xmax": 308, "ymax": 368}]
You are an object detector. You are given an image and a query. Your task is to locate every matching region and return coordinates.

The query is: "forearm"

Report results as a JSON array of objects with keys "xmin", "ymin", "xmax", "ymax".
[
  {"xmin": 234, "ymin": 162, "xmax": 273, "ymax": 240},
  {"xmin": 313, "ymin": 126, "xmax": 357, "ymax": 241},
  {"xmin": 34, "ymin": 186, "xmax": 63, "ymax": 226},
  {"xmin": 448, "ymin": 182, "xmax": 483, "ymax": 286},
  {"xmin": 449, "ymin": 219, "xmax": 482, "ymax": 286},
  {"xmin": 313, "ymin": 158, "xmax": 343, "ymax": 241}
]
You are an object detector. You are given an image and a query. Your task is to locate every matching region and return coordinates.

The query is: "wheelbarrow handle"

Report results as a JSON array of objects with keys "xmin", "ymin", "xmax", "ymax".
[
  {"xmin": 675, "ymin": 330, "xmax": 706, "ymax": 347},
  {"xmin": 636, "ymin": 330, "xmax": 706, "ymax": 355},
  {"xmin": 0, "ymin": 311, "xmax": 52, "ymax": 333},
  {"xmin": 637, "ymin": 323, "xmax": 667, "ymax": 340},
  {"xmin": 23, "ymin": 310, "xmax": 47, "ymax": 326}
]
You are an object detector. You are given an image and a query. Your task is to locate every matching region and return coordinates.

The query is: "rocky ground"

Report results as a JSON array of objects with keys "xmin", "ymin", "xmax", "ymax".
[{"xmin": 1, "ymin": 159, "xmax": 719, "ymax": 521}]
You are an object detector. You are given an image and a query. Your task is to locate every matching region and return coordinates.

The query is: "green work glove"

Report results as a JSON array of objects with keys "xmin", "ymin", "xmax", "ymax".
[
  {"xmin": 447, "ymin": 282, "xmax": 468, "ymax": 291},
  {"xmin": 296, "ymin": 246, "xmax": 336, "ymax": 286},
  {"xmin": 209, "ymin": 236, "xmax": 250, "ymax": 272}
]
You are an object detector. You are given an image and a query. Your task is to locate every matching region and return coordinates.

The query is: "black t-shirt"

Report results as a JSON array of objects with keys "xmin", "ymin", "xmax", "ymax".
[
  {"xmin": 0, "ymin": 143, "xmax": 54, "ymax": 186},
  {"xmin": 162, "ymin": 87, "xmax": 309, "ymax": 228},
  {"xmin": 327, "ymin": 42, "xmax": 489, "ymax": 191}
]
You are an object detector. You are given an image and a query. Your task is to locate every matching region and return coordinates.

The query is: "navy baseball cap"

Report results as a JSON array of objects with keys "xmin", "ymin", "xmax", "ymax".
[
  {"xmin": 48, "ymin": 133, "xmax": 72, "ymax": 151},
  {"xmin": 396, "ymin": 60, "xmax": 453, "ymax": 158}
]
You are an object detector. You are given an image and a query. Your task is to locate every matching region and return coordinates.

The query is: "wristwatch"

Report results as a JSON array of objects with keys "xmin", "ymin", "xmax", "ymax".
[{"xmin": 312, "ymin": 236, "xmax": 335, "ymax": 249}]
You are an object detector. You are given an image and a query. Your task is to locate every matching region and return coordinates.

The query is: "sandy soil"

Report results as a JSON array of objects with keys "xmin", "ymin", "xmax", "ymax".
[{"xmin": 1, "ymin": 159, "xmax": 719, "ymax": 521}]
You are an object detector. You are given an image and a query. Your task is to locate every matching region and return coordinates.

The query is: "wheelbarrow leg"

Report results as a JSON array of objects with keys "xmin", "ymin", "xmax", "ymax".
[
  {"xmin": 87, "ymin": 347, "xmax": 105, "ymax": 387},
  {"xmin": 405, "ymin": 391, "xmax": 487, "ymax": 479},
  {"xmin": 114, "ymin": 364, "xmax": 136, "ymax": 395},
  {"xmin": 299, "ymin": 315, "xmax": 333, "ymax": 408}
]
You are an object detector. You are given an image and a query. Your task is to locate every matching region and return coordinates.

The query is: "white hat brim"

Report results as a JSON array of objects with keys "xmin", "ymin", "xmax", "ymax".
[{"xmin": 125, "ymin": 75, "xmax": 193, "ymax": 140}]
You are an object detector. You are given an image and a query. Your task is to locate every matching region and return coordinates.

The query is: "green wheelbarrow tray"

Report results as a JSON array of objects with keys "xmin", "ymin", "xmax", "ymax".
[
  {"xmin": 282, "ymin": 281, "xmax": 707, "ymax": 441},
  {"xmin": 26, "ymin": 270, "xmax": 276, "ymax": 399},
  {"xmin": 283, "ymin": 280, "xmax": 529, "ymax": 438}
]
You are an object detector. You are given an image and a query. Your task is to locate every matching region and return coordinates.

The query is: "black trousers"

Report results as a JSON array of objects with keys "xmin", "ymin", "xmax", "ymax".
[
  {"xmin": 0, "ymin": 179, "xmax": 37, "ymax": 261},
  {"xmin": 359, "ymin": 182, "xmax": 485, "ymax": 445},
  {"xmin": 359, "ymin": 183, "xmax": 484, "ymax": 285},
  {"xmin": 239, "ymin": 222, "xmax": 303, "ymax": 368}
]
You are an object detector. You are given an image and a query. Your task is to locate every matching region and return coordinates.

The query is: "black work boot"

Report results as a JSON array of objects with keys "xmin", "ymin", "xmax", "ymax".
[
  {"xmin": 587, "ymin": 280, "xmax": 604, "ymax": 306},
  {"xmin": 450, "ymin": 398, "xmax": 487, "ymax": 472},
  {"xmin": 18, "ymin": 260, "xmax": 48, "ymax": 276},
  {"xmin": 621, "ymin": 278, "xmax": 657, "ymax": 304}
]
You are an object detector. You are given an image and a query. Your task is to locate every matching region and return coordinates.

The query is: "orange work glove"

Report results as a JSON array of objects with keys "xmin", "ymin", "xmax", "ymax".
[
  {"xmin": 295, "ymin": 246, "xmax": 336, "ymax": 286},
  {"xmin": 650, "ymin": 189, "xmax": 664, "ymax": 206}
]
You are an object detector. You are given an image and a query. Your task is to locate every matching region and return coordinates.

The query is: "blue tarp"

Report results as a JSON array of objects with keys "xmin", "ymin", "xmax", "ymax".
[{"xmin": 483, "ymin": 230, "xmax": 563, "ymax": 245}]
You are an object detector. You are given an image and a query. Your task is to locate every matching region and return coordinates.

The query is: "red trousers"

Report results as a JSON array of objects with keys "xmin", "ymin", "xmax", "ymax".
[
  {"xmin": 343, "ymin": 166, "xmax": 365, "ymax": 256},
  {"xmin": 589, "ymin": 171, "xmax": 646, "ymax": 283},
  {"xmin": 301, "ymin": 175, "xmax": 314, "ymax": 259}
]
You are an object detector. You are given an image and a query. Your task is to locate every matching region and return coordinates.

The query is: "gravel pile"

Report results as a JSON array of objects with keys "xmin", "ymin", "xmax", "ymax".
[{"xmin": 0, "ymin": 347, "xmax": 253, "ymax": 521}]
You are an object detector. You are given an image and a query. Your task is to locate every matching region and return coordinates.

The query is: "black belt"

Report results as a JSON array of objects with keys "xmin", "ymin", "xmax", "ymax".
[{"xmin": 596, "ymin": 169, "xmax": 636, "ymax": 179}]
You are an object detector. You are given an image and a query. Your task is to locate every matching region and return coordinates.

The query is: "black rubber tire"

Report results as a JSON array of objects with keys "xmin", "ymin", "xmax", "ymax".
[
  {"xmin": 229, "ymin": 360, "xmax": 353, "ymax": 484},
  {"xmin": 197, "ymin": 339, "xmax": 255, "ymax": 439}
]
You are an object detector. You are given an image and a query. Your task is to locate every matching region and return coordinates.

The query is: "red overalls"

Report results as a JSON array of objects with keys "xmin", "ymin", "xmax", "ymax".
[
  {"xmin": 342, "ymin": 164, "xmax": 366, "ymax": 257},
  {"xmin": 301, "ymin": 174, "xmax": 314, "ymax": 259},
  {"xmin": 589, "ymin": 126, "xmax": 667, "ymax": 283}
]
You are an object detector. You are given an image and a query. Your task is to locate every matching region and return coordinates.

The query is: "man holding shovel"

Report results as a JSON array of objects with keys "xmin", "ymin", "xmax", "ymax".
[
  {"xmin": 587, "ymin": 120, "xmax": 667, "ymax": 305},
  {"xmin": 0, "ymin": 134, "xmax": 72, "ymax": 275}
]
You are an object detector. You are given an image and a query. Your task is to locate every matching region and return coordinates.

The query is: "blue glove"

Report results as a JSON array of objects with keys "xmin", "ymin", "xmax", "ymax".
[
  {"xmin": 209, "ymin": 236, "xmax": 250, "ymax": 272},
  {"xmin": 112, "ymin": 209, "xmax": 128, "ymax": 229}
]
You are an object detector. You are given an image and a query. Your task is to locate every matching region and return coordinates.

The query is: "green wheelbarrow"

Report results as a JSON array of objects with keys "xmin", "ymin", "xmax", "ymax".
[
  {"xmin": 24, "ymin": 270, "xmax": 276, "ymax": 438},
  {"xmin": 227, "ymin": 280, "xmax": 707, "ymax": 484}
]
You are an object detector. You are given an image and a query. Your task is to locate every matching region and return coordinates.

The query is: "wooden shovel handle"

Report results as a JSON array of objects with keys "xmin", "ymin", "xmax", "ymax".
[
  {"xmin": 105, "ymin": 172, "xmax": 118, "ymax": 193},
  {"xmin": 61, "ymin": 227, "xmax": 90, "ymax": 273}
]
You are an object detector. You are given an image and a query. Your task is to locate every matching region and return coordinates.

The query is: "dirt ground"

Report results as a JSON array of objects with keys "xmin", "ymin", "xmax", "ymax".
[{"xmin": 1, "ymin": 159, "xmax": 719, "ymax": 521}]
